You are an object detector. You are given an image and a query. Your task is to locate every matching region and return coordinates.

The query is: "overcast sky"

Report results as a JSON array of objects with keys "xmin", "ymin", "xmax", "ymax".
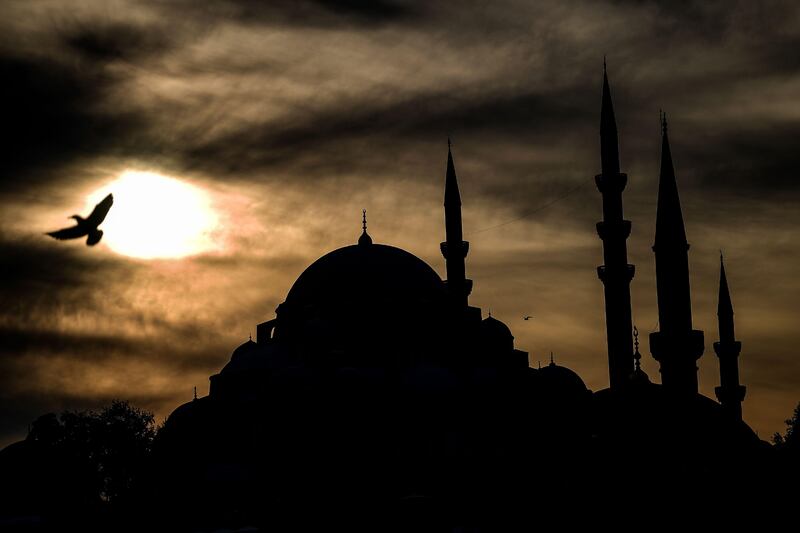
[{"xmin": 1, "ymin": 0, "xmax": 799, "ymax": 447}]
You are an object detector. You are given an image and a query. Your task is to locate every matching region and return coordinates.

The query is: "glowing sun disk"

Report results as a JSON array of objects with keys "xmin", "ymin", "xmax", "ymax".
[{"xmin": 88, "ymin": 171, "xmax": 220, "ymax": 259}]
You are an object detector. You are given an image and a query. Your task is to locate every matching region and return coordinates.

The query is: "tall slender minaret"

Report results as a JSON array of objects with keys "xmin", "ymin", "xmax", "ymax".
[
  {"xmin": 440, "ymin": 140, "xmax": 472, "ymax": 308},
  {"xmin": 714, "ymin": 255, "xmax": 746, "ymax": 420},
  {"xmin": 595, "ymin": 63, "xmax": 635, "ymax": 389},
  {"xmin": 649, "ymin": 114, "xmax": 704, "ymax": 394}
]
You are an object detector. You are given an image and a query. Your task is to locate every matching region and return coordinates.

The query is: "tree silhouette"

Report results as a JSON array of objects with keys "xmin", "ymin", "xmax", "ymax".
[
  {"xmin": 773, "ymin": 401, "xmax": 800, "ymax": 450},
  {"xmin": 25, "ymin": 400, "xmax": 156, "ymax": 506}
]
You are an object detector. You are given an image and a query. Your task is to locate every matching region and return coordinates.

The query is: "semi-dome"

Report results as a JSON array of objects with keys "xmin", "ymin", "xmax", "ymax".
[{"xmin": 285, "ymin": 242, "xmax": 445, "ymax": 310}]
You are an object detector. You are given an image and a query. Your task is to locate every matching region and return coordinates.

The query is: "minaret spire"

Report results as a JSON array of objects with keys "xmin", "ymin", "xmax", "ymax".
[
  {"xmin": 440, "ymin": 139, "xmax": 472, "ymax": 307},
  {"xmin": 594, "ymin": 61, "xmax": 636, "ymax": 389},
  {"xmin": 718, "ymin": 253, "xmax": 734, "ymax": 339},
  {"xmin": 714, "ymin": 254, "xmax": 746, "ymax": 420},
  {"xmin": 649, "ymin": 113, "xmax": 704, "ymax": 394},
  {"xmin": 600, "ymin": 60, "xmax": 620, "ymax": 176},
  {"xmin": 654, "ymin": 113, "xmax": 687, "ymax": 249},
  {"xmin": 444, "ymin": 140, "xmax": 462, "ymax": 210}
]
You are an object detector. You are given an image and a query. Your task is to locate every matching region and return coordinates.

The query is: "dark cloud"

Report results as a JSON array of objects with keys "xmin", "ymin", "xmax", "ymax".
[
  {"xmin": 62, "ymin": 21, "xmax": 176, "ymax": 63},
  {"xmin": 0, "ymin": 236, "xmax": 132, "ymax": 307},
  {"xmin": 0, "ymin": 53, "xmax": 144, "ymax": 192},
  {"xmin": 0, "ymin": 326, "xmax": 226, "ymax": 373},
  {"xmin": 679, "ymin": 123, "xmax": 800, "ymax": 193},
  {"xmin": 153, "ymin": 0, "xmax": 416, "ymax": 28},
  {"xmin": 180, "ymin": 86, "xmax": 595, "ymax": 183}
]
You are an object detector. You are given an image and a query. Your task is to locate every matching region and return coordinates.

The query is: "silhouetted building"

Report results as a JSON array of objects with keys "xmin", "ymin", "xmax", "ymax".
[
  {"xmin": 133, "ymin": 68, "xmax": 778, "ymax": 528},
  {"xmin": 7, "ymin": 64, "xmax": 779, "ymax": 531},
  {"xmin": 151, "ymin": 69, "xmax": 768, "ymax": 528}
]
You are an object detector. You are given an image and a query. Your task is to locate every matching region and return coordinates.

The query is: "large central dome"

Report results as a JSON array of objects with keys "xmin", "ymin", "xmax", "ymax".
[
  {"xmin": 286, "ymin": 242, "xmax": 445, "ymax": 309},
  {"xmin": 274, "ymin": 239, "xmax": 449, "ymax": 361}
]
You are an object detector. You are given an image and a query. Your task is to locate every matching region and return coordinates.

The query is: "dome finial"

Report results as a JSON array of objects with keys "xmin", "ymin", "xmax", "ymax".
[
  {"xmin": 630, "ymin": 324, "xmax": 651, "ymax": 384},
  {"xmin": 358, "ymin": 209, "xmax": 372, "ymax": 246},
  {"xmin": 550, "ymin": 351, "xmax": 555, "ymax": 366}
]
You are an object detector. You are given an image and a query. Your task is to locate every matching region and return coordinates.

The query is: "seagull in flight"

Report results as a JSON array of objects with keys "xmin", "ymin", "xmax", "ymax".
[
  {"xmin": 523, "ymin": 315, "xmax": 534, "ymax": 321},
  {"xmin": 46, "ymin": 193, "xmax": 114, "ymax": 246}
]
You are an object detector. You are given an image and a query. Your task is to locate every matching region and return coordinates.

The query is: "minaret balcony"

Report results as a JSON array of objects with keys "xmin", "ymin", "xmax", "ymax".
[
  {"xmin": 443, "ymin": 278, "xmax": 473, "ymax": 297},
  {"xmin": 649, "ymin": 329, "xmax": 705, "ymax": 363},
  {"xmin": 596, "ymin": 220, "xmax": 631, "ymax": 240},
  {"xmin": 596, "ymin": 264, "xmax": 635, "ymax": 283},
  {"xmin": 715, "ymin": 384, "xmax": 746, "ymax": 403},
  {"xmin": 713, "ymin": 340, "xmax": 742, "ymax": 358},
  {"xmin": 440, "ymin": 240, "xmax": 469, "ymax": 259},
  {"xmin": 594, "ymin": 172, "xmax": 628, "ymax": 193}
]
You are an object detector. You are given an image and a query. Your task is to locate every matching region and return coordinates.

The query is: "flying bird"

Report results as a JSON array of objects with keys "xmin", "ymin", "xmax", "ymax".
[
  {"xmin": 523, "ymin": 315, "xmax": 533, "ymax": 320},
  {"xmin": 46, "ymin": 193, "xmax": 114, "ymax": 246}
]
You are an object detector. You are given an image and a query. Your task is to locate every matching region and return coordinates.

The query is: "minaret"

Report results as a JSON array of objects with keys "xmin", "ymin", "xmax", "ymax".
[
  {"xmin": 440, "ymin": 140, "xmax": 472, "ymax": 308},
  {"xmin": 713, "ymin": 255, "xmax": 745, "ymax": 420},
  {"xmin": 594, "ymin": 63, "xmax": 635, "ymax": 389},
  {"xmin": 649, "ymin": 114, "xmax": 704, "ymax": 394}
]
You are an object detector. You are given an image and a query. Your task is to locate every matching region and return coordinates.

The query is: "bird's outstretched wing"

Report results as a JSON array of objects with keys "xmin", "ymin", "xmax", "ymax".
[
  {"xmin": 86, "ymin": 194, "xmax": 114, "ymax": 227},
  {"xmin": 46, "ymin": 225, "xmax": 87, "ymax": 240}
]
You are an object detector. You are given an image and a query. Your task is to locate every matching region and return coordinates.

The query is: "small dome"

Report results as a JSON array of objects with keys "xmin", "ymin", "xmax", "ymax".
[
  {"xmin": 221, "ymin": 339, "xmax": 267, "ymax": 374},
  {"xmin": 358, "ymin": 230, "xmax": 372, "ymax": 246},
  {"xmin": 481, "ymin": 316, "xmax": 513, "ymax": 339},
  {"xmin": 231, "ymin": 339, "xmax": 257, "ymax": 360},
  {"xmin": 480, "ymin": 315, "xmax": 514, "ymax": 353},
  {"xmin": 539, "ymin": 360, "xmax": 588, "ymax": 393}
]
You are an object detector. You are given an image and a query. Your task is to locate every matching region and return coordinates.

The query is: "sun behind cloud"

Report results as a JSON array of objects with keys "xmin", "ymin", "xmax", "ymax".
[{"xmin": 87, "ymin": 171, "xmax": 221, "ymax": 259}]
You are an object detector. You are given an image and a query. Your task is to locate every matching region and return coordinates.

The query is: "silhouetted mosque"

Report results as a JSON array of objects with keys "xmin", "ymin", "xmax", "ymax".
[{"xmin": 146, "ymin": 66, "xmax": 777, "ymax": 528}]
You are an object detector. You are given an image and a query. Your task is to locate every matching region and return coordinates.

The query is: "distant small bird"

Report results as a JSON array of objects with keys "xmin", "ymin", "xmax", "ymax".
[
  {"xmin": 46, "ymin": 193, "xmax": 114, "ymax": 246},
  {"xmin": 523, "ymin": 315, "xmax": 533, "ymax": 320}
]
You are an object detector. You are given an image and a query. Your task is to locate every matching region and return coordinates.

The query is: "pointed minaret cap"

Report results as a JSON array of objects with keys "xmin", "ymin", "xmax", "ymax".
[
  {"xmin": 358, "ymin": 209, "xmax": 372, "ymax": 246},
  {"xmin": 654, "ymin": 110, "xmax": 688, "ymax": 249},
  {"xmin": 444, "ymin": 138, "xmax": 462, "ymax": 206},
  {"xmin": 600, "ymin": 57, "xmax": 620, "ymax": 175},
  {"xmin": 718, "ymin": 252, "xmax": 733, "ymax": 317}
]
